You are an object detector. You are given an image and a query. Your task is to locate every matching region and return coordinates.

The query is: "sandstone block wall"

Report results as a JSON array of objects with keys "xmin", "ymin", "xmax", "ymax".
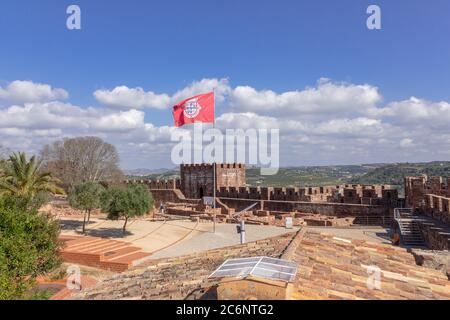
[
  {"xmin": 405, "ymin": 175, "xmax": 449, "ymax": 210},
  {"xmin": 418, "ymin": 220, "xmax": 450, "ymax": 250},
  {"xmin": 405, "ymin": 175, "xmax": 450, "ymax": 226},
  {"xmin": 424, "ymin": 194, "xmax": 450, "ymax": 225},
  {"xmin": 125, "ymin": 178, "xmax": 179, "ymax": 190},
  {"xmin": 218, "ymin": 197, "xmax": 389, "ymax": 217},
  {"xmin": 180, "ymin": 163, "xmax": 246, "ymax": 199},
  {"xmin": 125, "ymin": 165, "xmax": 399, "ymax": 216},
  {"xmin": 216, "ymin": 184, "xmax": 397, "ymax": 206},
  {"xmin": 73, "ymin": 232, "xmax": 296, "ymax": 300}
]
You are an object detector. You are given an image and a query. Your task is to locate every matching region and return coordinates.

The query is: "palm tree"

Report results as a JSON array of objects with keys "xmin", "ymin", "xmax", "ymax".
[{"xmin": 0, "ymin": 152, "xmax": 65, "ymax": 199}]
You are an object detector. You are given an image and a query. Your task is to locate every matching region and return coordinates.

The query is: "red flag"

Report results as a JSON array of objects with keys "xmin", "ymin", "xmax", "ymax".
[{"xmin": 172, "ymin": 92, "xmax": 215, "ymax": 127}]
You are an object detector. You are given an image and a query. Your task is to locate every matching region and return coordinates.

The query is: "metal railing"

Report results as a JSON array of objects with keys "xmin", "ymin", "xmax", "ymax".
[
  {"xmin": 394, "ymin": 208, "xmax": 413, "ymax": 220},
  {"xmin": 352, "ymin": 215, "xmax": 393, "ymax": 227}
]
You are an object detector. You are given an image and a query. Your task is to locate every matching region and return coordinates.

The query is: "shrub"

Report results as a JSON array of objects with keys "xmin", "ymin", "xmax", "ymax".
[{"xmin": 0, "ymin": 201, "xmax": 61, "ymax": 300}]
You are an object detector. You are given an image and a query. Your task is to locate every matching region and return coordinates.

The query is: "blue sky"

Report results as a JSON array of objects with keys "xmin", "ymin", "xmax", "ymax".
[{"xmin": 0, "ymin": 0, "xmax": 449, "ymax": 169}]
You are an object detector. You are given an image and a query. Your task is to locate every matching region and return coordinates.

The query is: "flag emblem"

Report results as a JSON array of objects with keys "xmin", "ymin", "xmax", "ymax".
[
  {"xmin": 183, "ymin": 98, "xmax": 202, "ymax": 118},
  {"xmin": 172, "ymin": 92, "xmax": 214, "ymax": 127}
]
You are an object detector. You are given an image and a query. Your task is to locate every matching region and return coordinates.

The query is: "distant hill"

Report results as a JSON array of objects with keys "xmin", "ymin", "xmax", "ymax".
[
  {"xmin": 124, "ymin": 167, "xmax": 177, "ymax": 177},
  {"xmin": 125, "ymin": 164, "xmax": 381, "ymax": 187},
  {"xmin": 245, "ymin": 165, "xmax": 381, "ymax": 187},
  {"xmin": 126, "ymin": 169, "xmax": 179, "ymax": 180},
  {"xmin": 349, "ymin": 162, "xmax": 450, "ymax": 186},
  {"xmin": 125, "ymin": 162, "xmax": 450, "ymax": 188}
]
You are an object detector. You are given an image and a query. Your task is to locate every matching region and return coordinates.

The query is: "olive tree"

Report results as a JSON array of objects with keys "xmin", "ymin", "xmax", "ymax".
[
  {"xmin": 101, "ymin": 184, "xmax": 153, "ymax": 235},
  {"xmin": 68, "ymin": 182, "xmax": 105, "ymax": 234}
]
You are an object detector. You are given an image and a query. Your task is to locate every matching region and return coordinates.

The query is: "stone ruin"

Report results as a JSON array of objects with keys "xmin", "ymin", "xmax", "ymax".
[
  {"xmin": 126, "ymin": 163, "xmax": 401, "ymax": 228},
  {"xmin": 404, "ymin": 175, "xmax": 450, "ymax": 251}
]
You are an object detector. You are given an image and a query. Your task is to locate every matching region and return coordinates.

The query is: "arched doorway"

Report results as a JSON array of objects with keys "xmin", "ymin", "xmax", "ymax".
[{"xmin": 199, "ymin": 187, "xmax": 204, "ymax": 199}]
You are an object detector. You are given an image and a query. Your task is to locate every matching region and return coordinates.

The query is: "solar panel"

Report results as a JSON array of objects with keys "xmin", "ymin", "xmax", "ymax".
[{"xmin": 209, "ymin": 256, "xmax": 298, "ymax": 283}]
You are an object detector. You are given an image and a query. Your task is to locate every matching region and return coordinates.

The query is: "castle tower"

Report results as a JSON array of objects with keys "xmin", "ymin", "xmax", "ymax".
[{"xmin": 180, "ymin": 163, "xmax": 246, "ymax": 199}]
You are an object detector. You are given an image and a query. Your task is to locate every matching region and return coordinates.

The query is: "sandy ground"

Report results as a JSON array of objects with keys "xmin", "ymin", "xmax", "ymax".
[
  {"xmin": 59, "ymin": 216, "xmax": 392, "ymax": 262},
  {"xmin": 150, "ymin": 223, "xmax": 299, "ymax": 259},
  {"xmin": 59, "ymin": 216, "xmax": 298, "ymax": 257}
]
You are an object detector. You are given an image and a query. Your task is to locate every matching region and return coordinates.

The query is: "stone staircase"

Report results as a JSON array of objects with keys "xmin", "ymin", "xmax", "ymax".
[
  {"xmin": 59, "ymin": 236, "xmax": 152, "ymax": 272},
  {"xmin": 397, "ymin": 218, "xmax": 426, "ymax": 247},
  {"xmin": 394, "ymin": 208, "xmax": 426, "ymax": 247}
]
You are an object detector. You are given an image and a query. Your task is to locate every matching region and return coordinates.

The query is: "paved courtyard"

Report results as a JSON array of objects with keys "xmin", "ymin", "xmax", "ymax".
[{"xmin": 59, "ymin": 216, "xmax": 298, "ymax": 259}]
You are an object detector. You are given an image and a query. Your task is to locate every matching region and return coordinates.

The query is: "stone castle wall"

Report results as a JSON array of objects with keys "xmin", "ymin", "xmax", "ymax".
[
  {"xmin": 180, "ymin": 163, "xmax": 246, "ymax": 199},
  {"xmin": 125, "ymin": 179, "xmax": 180, "ymax": 190},
  {"xmin": 424, "ymin": 194, "xmax": 450, "ymax": 225},
  {"xmin": 218, "ymin": 197, "xmax": 389, "ymax": 217},
  {"xmin": 405, "ymin": 175, "xmax": 450, "ymax": 226},
  {"xmin": 405, "ymin": 175, "xmax": 450, "ymax": 209},
  {"xmin": 126, "ymin": 177, "xmax": 398, "ymax": 207},
  {"xmin": 126, "ymin": 164, "xmax": 399, "ymax": 217},
  {"xmin": 216, "ymin": 184, "xmax": 397, "ymax": 206}
]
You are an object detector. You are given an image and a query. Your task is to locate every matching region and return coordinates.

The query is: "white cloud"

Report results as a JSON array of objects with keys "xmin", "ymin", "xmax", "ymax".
[
  {"xmin": 314, "ymin": 118, "xmax": 385, "ymax": 137},
  {"xmin": 0, "ymin": 80, "xmax": 68, "ymax": 103},
  {"xmin": 368, "ymin": 97, "xmax": 450, "ymax": 127},
  {"xmin": 93, "ymin": 86, "xmax": 171, "ymax": 110},
  {"xmin": 93, "ymin": 109, "xmax": 145, "ymax": 132},
  {"xmin": 400, "ymin": 138, "xmax": 414, "ymax": 148},
  {"xmin": 171, "ymin": 78, "xmax": 230, "ymax": 104},
  {"xmin": 0, "ymin": 102, "xmax": 144, "ymax": 132},
  {"xmin": 229, "ymin": 78, "xmax": 381, "ymax": 118},
  {"xmin": 216, "ymin": 112, "xmax": 280, "ymax": 130},
  {"xmin": 94, "ymin": 78, "xmax": 230, "ymax": 109},
  {"xmin": 0, "ymin": 78, "xmax": 450, "ymax": 168}
]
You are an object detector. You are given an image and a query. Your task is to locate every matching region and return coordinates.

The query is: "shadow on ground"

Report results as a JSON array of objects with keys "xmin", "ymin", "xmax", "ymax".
[
  {"xmin": 374, "ymin": 231, "xmax": 392, "ymax": 241},
  {"xmin": 81, "ymin": 228, "xmax": 133, "ymax": 238},
  {"xmin": 59, "ymin": 219, "xmax": 97, "ymax": 231}
]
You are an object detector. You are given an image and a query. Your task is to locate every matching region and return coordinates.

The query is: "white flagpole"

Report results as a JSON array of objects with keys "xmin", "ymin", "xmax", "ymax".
[{"xmin": 213, "ymin": 89, "xmax": 216, "ymax": 233}]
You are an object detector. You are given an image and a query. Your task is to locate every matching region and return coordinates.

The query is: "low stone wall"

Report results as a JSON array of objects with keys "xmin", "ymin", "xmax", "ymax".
[
  {"xmin": 149, "ymin": 189, "xmax": 189, "ymax": 206},
  {"xmin": 423, "ymin": 194, "xmax": 450, "ymax": 225},
  {"xmin": 418, "ymin": 220, "xmax": 450, "ymax": 250},
  {"xmin": 410, "ymin": 249, "xmax": 450, "ymax": 279},
  {"xmin": 72, "ymin": 232, "xmax": 296, "ymax": 300},
  {"xmin": 218, "ymin": 197, "xmax": 389, "ymax": 217}
]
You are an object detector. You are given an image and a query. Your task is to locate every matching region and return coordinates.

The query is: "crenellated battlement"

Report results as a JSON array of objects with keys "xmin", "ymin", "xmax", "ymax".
[
  {"xmin": 126, "ymin": 164, "xmax": 399, "ymax": 209},
  {"xmin": 405, "ymin": 175, "xmax": 450, "ymax": 226},
  {"xmin": 180, "ymin": 163, "xmax": 245, "ymax": 170},
  {"xmin": 405, "ymin": 175, "xmax": 450, "ymax": 208},
  {"xmin": 126, "ymin": 176, "xmax": 397, "ymax": 206},
  {"xmin": 180, "ymin": 163, "xmax": 246, "ymax": 198},
  {"xmin": 125, "ymin": 178, "xmax": 180, "ymax": 190},
  {"xmin": 216, "ymin": 184, "xmax": 397, "ymax": 205}
]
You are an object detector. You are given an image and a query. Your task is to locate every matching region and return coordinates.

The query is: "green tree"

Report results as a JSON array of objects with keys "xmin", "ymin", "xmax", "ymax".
[
  {"xmin": 101, "ymin": 184, "xmax": 153, "ymax": 235},
  {"xmin": 0, "ymin": 152, "xmax": 64, "ymax": 204},
  {"xmin": 0, "ymin": 201, "xmax": 61, "ymax": 300},
  {"xmin": 68, "ymin": 182, "xmax": 105, "ymax": 234}
]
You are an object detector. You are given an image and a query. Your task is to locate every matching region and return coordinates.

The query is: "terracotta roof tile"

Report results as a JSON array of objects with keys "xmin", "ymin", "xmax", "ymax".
[{"xmin": 290, "ymin": 230, "xmax": 450, "ymax": 300}]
